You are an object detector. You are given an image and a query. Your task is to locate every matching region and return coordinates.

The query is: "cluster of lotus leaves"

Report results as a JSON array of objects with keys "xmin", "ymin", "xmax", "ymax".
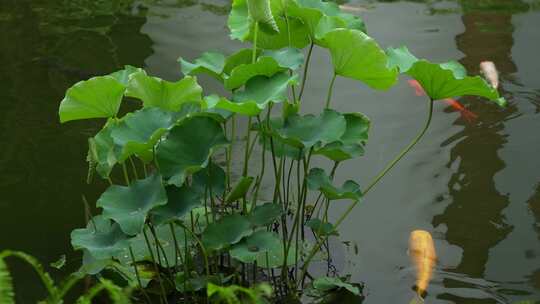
[{"xmin": 59, "ymin": 0, "xmax": 506, "ymax": 286}]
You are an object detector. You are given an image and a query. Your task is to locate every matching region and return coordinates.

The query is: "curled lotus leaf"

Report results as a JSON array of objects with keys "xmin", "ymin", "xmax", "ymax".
[
  {"xmin": 97, "ymin": 173, "xmax": 168, "ymax": 235},
  {"xmin": 110, "ymin": 105, "xmax": 199, "ymax": 163},
  {"xmin": 223, "ymin": 49, "xmax": 258, "ymax": 75},
  {"xmin": 248, "ymin": 202, "xmax": 283, "ymax": 227},
  {"xmin": 202, "ymin": 214, "xmax": 253, "ymax": 251},
  {"xmin": 228, "ymin": 0, "xmax": 310, "ymax": 49},
  {"xmin": 151, "ymin": 184, "xmax": 202, "ymax": 226},
  {"xmin": 126, "ymin": 71, "xmax": 202, "ymax": 111},
  {"xmin": 230, "ymin": 230, "xmax": 281, "ymax": 263},
  {"xmin": 321, "ymin": 29, "xmax": 398, "ymax": 90},
  {"xmin": 386, "ymin": 46, "xmax": 506, "ymax": 106},
  {"xmin": 115, "ymin": 224, "xmax": 191, "ymax": 268},
  {"xmin": 156, "ymin": 116, "xmax": 229, "ymax": 186},
  {"xmin": 288, "ymin": 0, "xmax": 366, "ymax": 41},
  {"xmin": 109, "ymin": 65, "xmax": 144, "ymax": 86},
  {"xmin": 307, "ymin": 168, "xmax": 361, "ymax": 201},
  {"xmin": 225, "ymin": 56, "xmax": 283, "ymax": 90},
  {"xmin": 247, "ymin": 0, "xmax": 279, "ymax": 32},
  {"xmin": 231, "ymin": 72, "xmax": 299, "ymax": 115},
  {"xmin": 225, "ymin": 176, "xmax": 254, "ymax": 204},
  {"xmin": 59, "ymin": 76, "xmax": 125, "ymax": 123},
  {"xmin": 71, "ymin": 215, "xmax": 130, "ymax": 260},
  {"xmin": 305, "ymin": 219, "xmax": 338, "ymax": 236},
  {"xmin": 314, "ymin": 112, "xmax": 370, "ymax": 161},
  {"xmin": 80, "ymin": 249, "xmax": 110, "ymax": 275},
  {"xmin": 179, "ymin": 51, "xmax": 226, "ymax": 81},
  {"xmin": 275, "ymin": 109, "xmax": 346, "ymax": 149},
  {"xmin": 255, "ymin": 241, "xmax": 297, "ymax": 268},
  {"xmin": 87, "ymin": 120, "xmax": 121, "ymax": 179}
]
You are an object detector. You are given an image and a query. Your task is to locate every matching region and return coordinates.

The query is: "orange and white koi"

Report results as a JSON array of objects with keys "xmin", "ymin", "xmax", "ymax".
[
  {"xmin": 479, "ymin": 61, "xmax": 499, "ymax": 89},
  {"xmin": 409, "ymin": 230, "xmax": 437, "ymax": 298},
  {"xmin": 407, "ymin": 79, "xmax": 478, "ymax": 122}
]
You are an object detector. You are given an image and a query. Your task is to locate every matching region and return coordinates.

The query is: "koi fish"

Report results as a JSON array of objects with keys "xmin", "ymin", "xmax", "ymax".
[
  {"xmin": 479, "ymin": 61, "xmax": 499, "ymax": 89},
  {"xmin": 407, "ymin": 79, "xmax": 478, "ymax": 122},
  {"xmin": 409, "ymin": 230, "xmax": 437, "ymax": 299}
]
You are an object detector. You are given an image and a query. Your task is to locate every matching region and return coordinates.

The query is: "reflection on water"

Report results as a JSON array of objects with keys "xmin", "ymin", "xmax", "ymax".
[{"xmin": 0, "ymin": 0, "xmax": 539, "ymax": 303}]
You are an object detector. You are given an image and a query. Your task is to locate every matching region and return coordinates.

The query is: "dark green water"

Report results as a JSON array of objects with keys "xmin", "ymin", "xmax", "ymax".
[{"xmin": 1, "ymin": 0, "xmax": 539, "ymax": 303}]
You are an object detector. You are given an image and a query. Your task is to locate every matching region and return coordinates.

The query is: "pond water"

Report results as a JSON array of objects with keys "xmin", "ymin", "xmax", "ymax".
[{"xmin": 1, "ymin": 0, "xmax": 539, "ymax": 303}]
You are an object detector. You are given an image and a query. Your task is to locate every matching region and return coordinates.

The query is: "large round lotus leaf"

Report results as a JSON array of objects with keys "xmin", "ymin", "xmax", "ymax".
[
  {"xmin": 87, "ymin": 120, "xmax": 122, "ymax": 179},
  {"xmin": 204, "ymin": 95, "xmax": 262, "ymax": 116},
  {"xmin": 109, "ymin": 65, "xmax": 144, "ymax": 86},
  {"xmin": 109, "ymin": 105, "xmax": 199, "ymax": 163},
  {"xmin": 156, "ymin": 117, "xmax": 229, "ymax": 186},
  {"xmin": 150, "ymin": 185, "xmax": 202, "ymax": 226},
  {"xmin": 288, "ymin": 0, "xmax": 366, "ymax": 40},
  {"xmin": 192, "ymin": 161, "xmax": 226, "ymax": 198},
  {"xmin": 97, "ymin": 173, "xmax": 168, "ymax": 235},
  {"xmin": 386, "ymin": 46, "xmax": 506, "ymax": 106},
  {"xmin": 261, "ymin": 47, "xmax": 304, "ymax": 70},
  {"xmin": 321, "ymin": 29, "xmax": 398, "ymax": 90},
  {"xmin": 179, "ymin": 52, "xmax": 226, "ymax": 81},
  {"xmin": 228, "ymin": 0, "xmax": 310, "ymax": 49},
  {"xmin": 59, "ymin": 76, "xmax": 125, "ymax": 123},
  {"xmin": 230, "ymin": 230, "xmax": 281, "ymax": 263},
  {"xmin": 314, "ymin": 112, "xmax": 370, "ymax": 161},
  {"xmin": 225, "ymin": 57, "xmax": 283, "ymax": 90},
  {"xmin": 71, "ymin": 215, "xmax": 130, "ymax": 260},
  {"xmin": 115, "ymin": 224, "xmax": 191, "ymax": 268},
  {"xmin": 306, "ymin": 168, "xmax": 361, "ymax": 201},
  {"xmin": 248, "ymin": 202, "xmax": 283, "ymax": 227},
  {"xmin": 232, "ymin": 72, "xmax": 299, "ymax": 114},
  {"xmin": 126, "ymin": 71, "xmax": 202, "ymax": 111},
  {"xmin": 202, "ymin": 214, "xmax": 253, "ymax": 251},
  {"xmin": 275, "ymin": 109, "xmax": 346, "ymax": 149}
]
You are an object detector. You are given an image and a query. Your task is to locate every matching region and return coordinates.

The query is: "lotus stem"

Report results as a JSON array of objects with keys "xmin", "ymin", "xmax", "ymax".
[
  {"xmin": 298, "ymin": 42, "xmax": 314, "ymax": 102},
  {"xmin": 325, "ymin": 73, "xmax": 337, "ymax": 109},
  {"xmin": 121, "ymin": 162, "xmax": 130, "ymax": 185},
  {"xmin": 128, "ymin": 246, "xmax": 152, "ymax": 304}
]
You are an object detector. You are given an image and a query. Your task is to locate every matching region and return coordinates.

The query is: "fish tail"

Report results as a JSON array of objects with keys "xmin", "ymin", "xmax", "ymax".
[{"xmin": 408, "ymin": 294, "xmax": 425, "ymax": 304}]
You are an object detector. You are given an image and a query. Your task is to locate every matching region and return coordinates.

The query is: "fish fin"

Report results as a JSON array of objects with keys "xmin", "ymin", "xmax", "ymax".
[{"xmin": 408, "ymin": 294, "xmax": 425, "ymax": 304}]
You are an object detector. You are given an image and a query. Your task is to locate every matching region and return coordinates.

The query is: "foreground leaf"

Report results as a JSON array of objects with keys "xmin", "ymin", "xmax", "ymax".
[
  {"xmin": 225, "ymin": 176, "xmax": 254, "ymax": 204},
  {"xmin": 97, "ymin": 173, "xmax": 167, "ymax": 235},
  {"xmin": 156, "ymin": 116, "xmax": 229, "ymax": 186},
  {"xmin": 306, "ymin": 219, "xmax": 337, "ymax": 236},
  {"xmin": 312, "ymin": 276, "xmax": 360, "ymax": 295},
  {"xmin": 192, "ymin": 161, "xmax": 227, "ymax": 197},
  {"xmin": 247, "ymin": 0, "xmax": 279, "ymax": 32},
  {"xmin": 262, "ymin": 47, "xmax": 304, "ymax": 70},
  {"xmin": 230, "ymin": 230, "xmax": 281, "ymax": 263},
  {"xmin": 321, "ymin": 29, "xmax": 398, "ymax": 90},
  {"xmin": 59, "ymin": 76, "xmax": 125, "ymax": 123},
  {"xmin": 225, "ymin": 57, "xmax": 283, "ymax": 90},
  {"xmin": 0, "ymin": 255, "xmax": 15, "ymax": 304},
  {"xmin": 306, "ymin": 168, "xmax": 361, "ymax": 200},
  {"xmin": 275, "ymin": 109, "xmax": 346, "ymax": 149},
  {"xmin": 314, "ymin": 113, "xmax": 370, "ymax": 161},
  {"xmin": 248, "ymin": 202, "xmax": 282, "ymax": 227},
  {"xmin": 71, "ymin": 215, "xmax": 130, "ymax": 260},
  {"xmin": 88, "ymin": 120, "xmax": 121, "ymax": 179},
  {"xmin": 126, "ymin": 72, "xmax": 202, "ymax": 111},
  {"xmin": 109, "ymin": 65, "xmax": 144, "ymax": 86},
  {"xmin": 202, "ymin": 214, "xmax": 253, "ymax": 251},
  {"xmin": 151, "ymin": 185, "xmax": 202, "ymax": 225}
]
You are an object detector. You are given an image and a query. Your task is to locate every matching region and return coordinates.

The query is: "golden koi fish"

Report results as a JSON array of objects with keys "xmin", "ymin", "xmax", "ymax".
[{"xmin": 409, "ymin": 230, "xmax": 437, "ymax": 301}]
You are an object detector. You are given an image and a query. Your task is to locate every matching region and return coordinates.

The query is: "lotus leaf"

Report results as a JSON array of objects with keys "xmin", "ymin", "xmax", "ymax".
[
  {"xmin": 275, "ymin": 109, "xmax": 346, "ymax": 149},
  {"xmin": 248, "ymin": 202, "xmax": 283, "ymax": 227},
  {"xmin": 179, "ymin": 51, "xmax": 226, "ymax": 81},
  {"xmin": 151, "ymin": 185, "xmax": 202, "ymax": 225},
  {"xmin": 314, "ymin": 112, "xmax": 370, "ymax": 161},
  {"xmin": 97, "ymin": 173, "xmax": 167, "ymax": 235},
  {"xmin": 306, "ymin": 168, "xmax": 361, "ymax": 200},
  {"xmin": 230, "ymin": 230, "xmax": 281, "ymax": 263},
  {"xmin": 202, "ymin": 214, "xmax": 253, "ymax": 251},
  {"xmin": 321, "ymin": 29, "xmax": 398, "ymax": 90},
  {"xmin": 59, "ymin": 76, "xmax": 125, "ymax": 123},
  {"xmin": 156, "ymin": 116, "xmax": 229, "ymax": 186},
  {"xmin": 126, "ymin": 72, "xmax": 202, "ymax": 111},
  {"xmin": 71, "ymin": 215, "xmax": 130, "ymax": 260}
]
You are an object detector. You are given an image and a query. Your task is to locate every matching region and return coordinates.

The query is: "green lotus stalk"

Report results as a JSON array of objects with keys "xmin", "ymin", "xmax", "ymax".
[
  {"xmin": 298, "ymin": 42, "xmax": 314, "ymax": 102},
  {"xmin": 299, "ymin": 98, "xmax": 435, "ymax": 284},
  {"xmin": 176, "ymin": 221, "xmax": 210, "ymax": 277},
  {"xmin": 325, "ymin": 73, "xmax": 337, "ymax": 109},
  {"xmin": 142, "ymin": 228, "xmax": 168, "ymax": 304},
  {"xmin": 128, "ymin": 246, "xmax": 151, "ymax": 304}
]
